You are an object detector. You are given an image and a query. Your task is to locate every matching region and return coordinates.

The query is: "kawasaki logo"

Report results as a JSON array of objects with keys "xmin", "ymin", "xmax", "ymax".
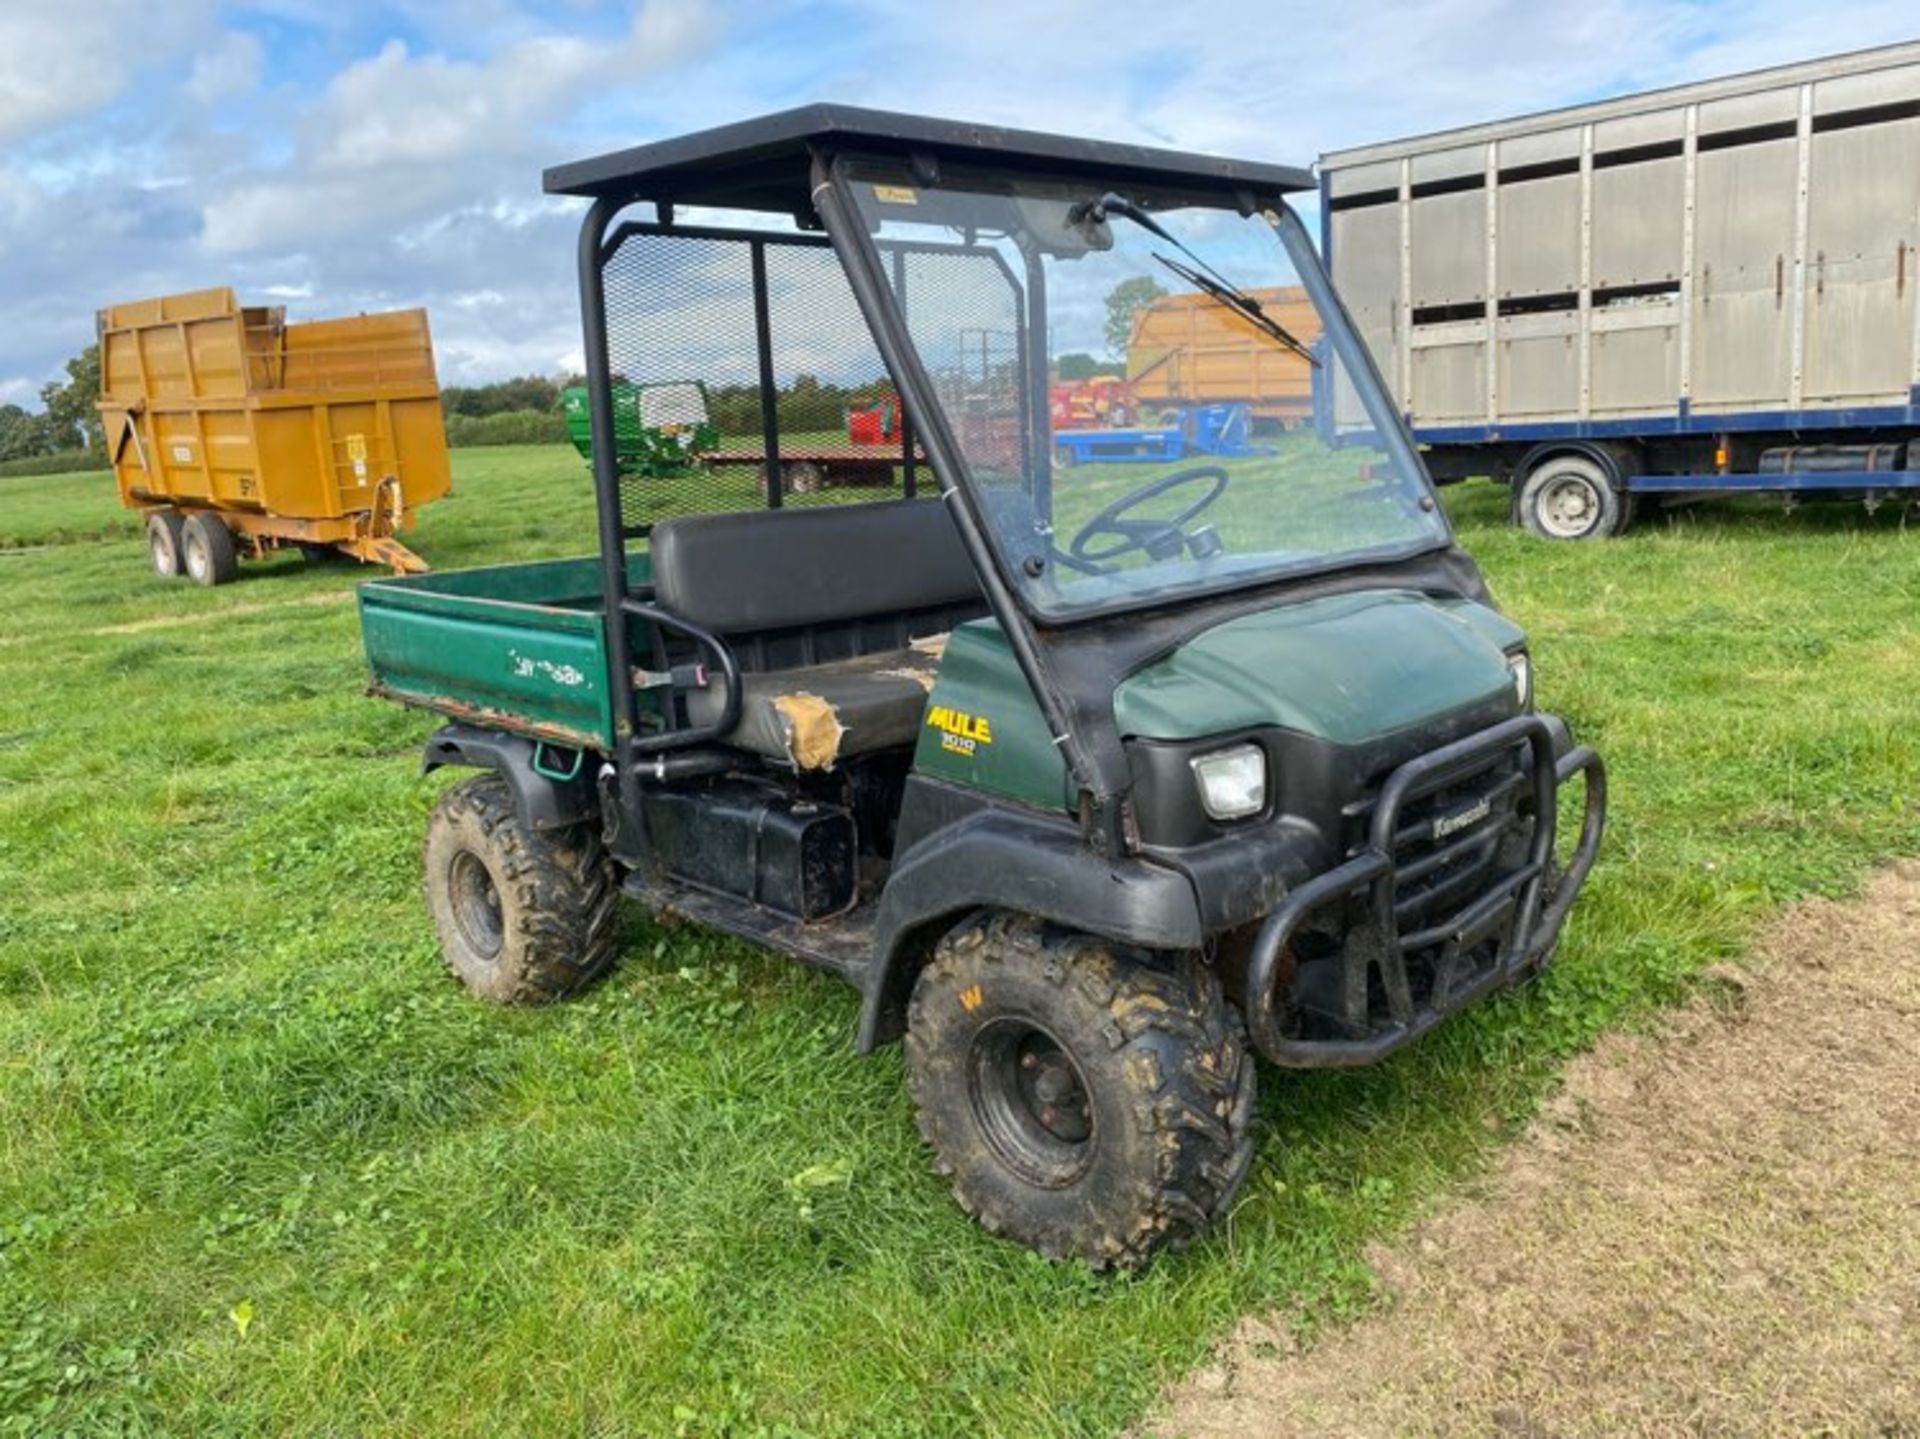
[{"xmin": 1432, "ymin": 796, "xmax": 1492, "ymax": 839}]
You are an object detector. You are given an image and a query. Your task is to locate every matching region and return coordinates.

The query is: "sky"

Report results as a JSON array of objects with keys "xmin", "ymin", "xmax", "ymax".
[{"xmin": 2, "ymin": 0, "xmax": 1916, "ymax": 408}]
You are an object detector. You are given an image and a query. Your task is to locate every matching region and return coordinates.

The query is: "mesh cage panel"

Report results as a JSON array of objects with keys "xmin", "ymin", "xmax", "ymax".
[
  {"xmin": 599, "ymin": 223, "xmax": 926, "ymax": 534},
  {"xmin": 897, "ymin": 248, "xmax": 1031, "ymax": 488}
]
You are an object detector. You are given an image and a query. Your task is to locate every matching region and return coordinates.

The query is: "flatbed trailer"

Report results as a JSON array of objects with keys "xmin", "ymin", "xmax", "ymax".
[
  {"xmin": 1318, "ymin": 41, "xmax": 1920, "ymax": 538},
  {"xmin": 702, "ymin": 446, "xmax": 916, "ymax": 492}
]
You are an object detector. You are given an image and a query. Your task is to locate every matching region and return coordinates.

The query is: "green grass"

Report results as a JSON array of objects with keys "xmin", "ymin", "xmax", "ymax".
[{"xmin": 3, "ymin": 445, "xmax": 1917, "ymax": 1436}]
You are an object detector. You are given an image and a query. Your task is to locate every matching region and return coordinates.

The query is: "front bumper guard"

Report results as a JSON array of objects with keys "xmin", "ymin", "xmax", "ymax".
[{"xmin": 1244, "ymin": 713, "xmax": 1606, "ymax": 1068}]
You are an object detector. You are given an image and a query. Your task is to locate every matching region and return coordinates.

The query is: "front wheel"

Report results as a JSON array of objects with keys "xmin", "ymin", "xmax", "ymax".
[
  {"xmin": 906, "ymin": 913, "xmax": 1256, "ymax": 1269},
  {"xmin": 423, "ymin": 773, "xmax": 619, "ymax": 1003},
  {"xmin": 1515, "ymin": 453, "xmax": 1634, "ymax": 540}
]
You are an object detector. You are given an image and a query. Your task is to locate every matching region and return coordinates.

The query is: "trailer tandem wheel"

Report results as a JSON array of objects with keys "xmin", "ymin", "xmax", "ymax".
[
  {"xmin": 146, "ymin": 510, "xmax": 186, "ymax": 578},
  {"xmin": 180, "ymin": 512, "xmax": 239, "ymax": 586}
]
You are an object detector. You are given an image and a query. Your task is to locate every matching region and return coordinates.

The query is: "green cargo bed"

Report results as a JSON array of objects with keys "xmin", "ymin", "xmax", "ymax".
[{"xmin": 358, "ymin": 555, "xmax": 650, "ymax": 750}]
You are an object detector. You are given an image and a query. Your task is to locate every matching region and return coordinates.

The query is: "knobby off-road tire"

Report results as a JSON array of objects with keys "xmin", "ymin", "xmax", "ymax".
[
  {"xmin": 146, "ymin": 510, "xmax": 185, "ymax": 578},
  {"xmin": 423, "ymin": 773, "xmax": 619, "ymax": 1003},
  {"xmin": 906, "ymin": 912, "xmax": 1256, "ymax": 1269}
]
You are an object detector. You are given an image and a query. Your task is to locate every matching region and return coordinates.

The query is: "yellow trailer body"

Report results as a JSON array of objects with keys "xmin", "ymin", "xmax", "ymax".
[
  {"xmin": 1127, "ymin": 286, "xmax": 1322, "ymax": 426},
  {"xmin": 97, "ymin": 287, "xmax": 452, "ymax": 577}
]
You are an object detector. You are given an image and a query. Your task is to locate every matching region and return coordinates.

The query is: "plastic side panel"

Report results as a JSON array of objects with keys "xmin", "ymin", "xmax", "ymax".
[
  {"xmin": 360, "ymin": 596, "xmax": 614, "ymax": 747},
  {"xmin": 911, "ymin": 620, "xmax": 1068, "ymax": 812}
]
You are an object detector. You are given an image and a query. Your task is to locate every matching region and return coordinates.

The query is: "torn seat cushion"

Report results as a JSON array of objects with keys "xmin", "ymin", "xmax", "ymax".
[{"xmin": 684, "ymin": 648, "xmax": 938, "ymax": 770}]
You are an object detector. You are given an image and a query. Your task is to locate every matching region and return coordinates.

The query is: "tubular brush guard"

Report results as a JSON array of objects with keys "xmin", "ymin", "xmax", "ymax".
[{"xmin": 1244, "ymin": 714, "xmax": 1606, "ymax": 1068}]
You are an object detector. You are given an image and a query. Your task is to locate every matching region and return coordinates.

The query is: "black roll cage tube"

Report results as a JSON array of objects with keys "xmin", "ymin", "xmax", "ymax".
[
  {"xmin": 805, "ymin": 149, "xmax": 1135, "ymax": 850},
  {"xmin": 573, "ymin": 153, "xmax": 1451, "ymax": 862}
]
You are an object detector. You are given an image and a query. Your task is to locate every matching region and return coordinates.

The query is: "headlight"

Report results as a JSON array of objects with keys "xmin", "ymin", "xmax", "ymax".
[
  {"xmin": 1189, "ymin": 743, "xmax": 1267, "ymax": 821},
  {"xmin": 1507, "ymin": 651, "xmax": 1532, "ymax": 709}
]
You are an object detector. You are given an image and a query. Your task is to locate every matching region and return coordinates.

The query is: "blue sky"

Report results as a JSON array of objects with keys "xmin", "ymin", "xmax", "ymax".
[{"xmin": 2, "ymin": 0, "xmax": 1915, "ymax": 406}]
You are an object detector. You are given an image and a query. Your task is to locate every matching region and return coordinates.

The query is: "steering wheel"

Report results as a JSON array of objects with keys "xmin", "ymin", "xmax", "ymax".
[{"xmin": 1068, "ymin": 466, "xmax": 1230, "ymax": 566}]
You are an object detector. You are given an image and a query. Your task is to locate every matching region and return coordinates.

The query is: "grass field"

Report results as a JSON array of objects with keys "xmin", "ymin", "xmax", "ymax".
[{"xmin": 3, "ymin": 447, "xmax": 1917, "ymax": 1436}]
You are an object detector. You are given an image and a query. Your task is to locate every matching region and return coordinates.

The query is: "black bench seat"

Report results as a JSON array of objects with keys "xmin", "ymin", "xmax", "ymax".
[{"xmin": 646, "ymin": 500, "xmax": 983, "ymax": 769}]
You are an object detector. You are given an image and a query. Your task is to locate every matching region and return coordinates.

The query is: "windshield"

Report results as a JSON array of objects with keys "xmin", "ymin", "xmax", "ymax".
[{"xmin": 841, "ymin": 161, "xmax": 1449, "ymax": 621}]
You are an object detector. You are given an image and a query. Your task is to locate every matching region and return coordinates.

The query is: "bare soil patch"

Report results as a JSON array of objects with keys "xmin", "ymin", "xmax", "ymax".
[{"xmin": 1153, "ymin": 863, "xmax": 1920, "ymax": 1438}]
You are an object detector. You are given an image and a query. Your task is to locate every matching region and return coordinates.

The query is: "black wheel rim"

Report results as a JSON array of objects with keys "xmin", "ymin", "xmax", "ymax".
[
  {"xmin": 967, "ymin": 1017, "xmax": 1095, "ymax": 1188},
  {"xmin": 448, "ymin": 849, "xmax": 504, "ymax": 960}
]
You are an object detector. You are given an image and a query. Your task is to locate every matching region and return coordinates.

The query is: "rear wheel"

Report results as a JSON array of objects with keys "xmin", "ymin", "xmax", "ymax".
[
  {"xmin": 146, "ymin": 510, "xmax": 185, "ymax": 578},
  {"xmin": 424, "ymin": 773, "xmax": 619, "ymax": 1003},
  {"xmin": 906, "ymin": 912, "xmax": 1256, "ymax": 1269},
  {"xmin": 180, "ymin": 511, "xmax": 239, "ymax": 585},
  {"xmin": 782, "ymin": 459, "xmax": 826, "ymax": 494},
  {"xmin": 1515, "ymin": 452, "xmax": 1634, "ymax": 541}
]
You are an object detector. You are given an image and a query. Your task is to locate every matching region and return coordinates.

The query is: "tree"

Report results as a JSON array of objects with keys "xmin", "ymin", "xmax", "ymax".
[
  {"xmin": 0, "ymin": 404, "xmax": 49, "ymax": 462},
  {"xmin": 441, "ymin": 375, "xmax": 565, "ymax": 418},
  {"xmin": 1055, "ymin": 352, "xmax": 1103, "ymax": 381},
  {"xmin": 1103, "ymin": 276, "xmax": 1166, "ymax": 359},
  {"xmin": 38, "ymin": 344, "xmax": 103, "ymax": 455}
]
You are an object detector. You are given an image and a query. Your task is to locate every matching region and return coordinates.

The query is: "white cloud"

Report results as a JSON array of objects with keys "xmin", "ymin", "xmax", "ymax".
[
  {"xmin": 6, "ymin": 0, "xmax": 1920, "ymax": 403},
  {"xmin": 186, "ymin": 29, "xmax": 265, "ymax": 106},
  {"xmin": 200, "ymin": 0, "xmax": 713, "ymax": 254},
  {"xmin": 0, "ymin": 0, "xmax": 215, "ymax": 143}
]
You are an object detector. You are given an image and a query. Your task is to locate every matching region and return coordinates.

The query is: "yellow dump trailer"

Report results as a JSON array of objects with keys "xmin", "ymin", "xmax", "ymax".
[
  {"xmin": 1126, "ymin": 286, "xmax": 1322, "ymax": 427},
  {"xmin": 97, "ymin": 287, "xmax": 452, "ymax": 583}
]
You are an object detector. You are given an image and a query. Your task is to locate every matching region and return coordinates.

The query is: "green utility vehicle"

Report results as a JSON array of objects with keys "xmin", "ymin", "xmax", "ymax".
[{"xmin": 358, "ymin": 107, "xmax": 1607, "ymax": 1268}]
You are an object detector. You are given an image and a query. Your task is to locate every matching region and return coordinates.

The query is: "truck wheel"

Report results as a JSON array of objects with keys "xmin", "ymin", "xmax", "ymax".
[
  {"xmin": 1515, "ymin": 453, "xmax": 1634, "ymax": 540},
  {"xmin": 905, "ymin": 912, "xmax": 1256, "ymax": 1269},
  {"xmin": 146, "ymin": 510, "xmax": 185, "ymax": 578},
  {"xmin": 180, "ymin": 512, "xmax": 239, "ymax": 585},
  {"xmin": 423, "ymin": 773, "xmax": 619, "ymax": 1003}
]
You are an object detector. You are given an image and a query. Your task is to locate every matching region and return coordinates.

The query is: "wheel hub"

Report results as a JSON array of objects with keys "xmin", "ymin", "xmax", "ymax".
[
  {"xmin": 1538, "ymin": 473, "xmax": 1601, "ymax": 538},
  {"xmin": 968, "ymin": 1018, "xmax": 1095, "ymax": 1186},
  {"xmin": 447, "ymin": 848, "xmax": 504, "ymax": 960}
]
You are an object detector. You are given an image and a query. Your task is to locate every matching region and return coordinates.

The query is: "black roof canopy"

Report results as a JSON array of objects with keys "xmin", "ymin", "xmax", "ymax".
[{"xmin": 542, "ymin": 103, "xmax": 1315, "ymax": 213}]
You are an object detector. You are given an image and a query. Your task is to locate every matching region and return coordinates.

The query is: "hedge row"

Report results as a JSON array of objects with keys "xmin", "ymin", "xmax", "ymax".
[
  {"xmin": 0, "ymin": 450, "xmax": 106, "ymax": 478},
  {"xmin": 443, "ymin": 409, "xmax": 570, "ymax": 448}
]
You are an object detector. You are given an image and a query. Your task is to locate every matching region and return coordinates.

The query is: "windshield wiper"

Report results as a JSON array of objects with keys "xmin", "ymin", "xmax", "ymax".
[{"xmin": 1086, "ymin": 192, "xmax": 1321, "ymax": 368}]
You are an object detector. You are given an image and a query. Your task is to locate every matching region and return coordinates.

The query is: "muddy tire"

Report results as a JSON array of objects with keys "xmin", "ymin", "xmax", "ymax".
[
  {"xmin": 181, "ymin": 511, "xmax": 239, "ymax": 585},
  {"xmin": 423, "ymin": 773, "xmax": 619, "ymax": 1003},
  {"xmin": 905, "ymin": 912, "xmax": 1256, "ymax": 1269},
  {"xmin": 146, "ymin": 510, "xmax": 185, "ymax": 578}
]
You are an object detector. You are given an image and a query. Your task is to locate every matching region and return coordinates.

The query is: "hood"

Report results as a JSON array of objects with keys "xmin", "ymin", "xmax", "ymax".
[{"xmin": 1112, "ymin": 588, "xmax": 1525, "ymax": 745}]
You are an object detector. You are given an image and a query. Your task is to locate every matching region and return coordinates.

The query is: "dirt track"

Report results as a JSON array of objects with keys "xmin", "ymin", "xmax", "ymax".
[{"xmin": 1153, "ymin": 863, "xmax": 1920, "ymax": 1438}]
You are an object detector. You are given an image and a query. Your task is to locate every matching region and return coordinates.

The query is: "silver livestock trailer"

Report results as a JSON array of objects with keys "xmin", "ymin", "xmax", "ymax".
[{"xmin": 1319, "ymin": 42, "xmax": 1920, "ymax": 537}]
